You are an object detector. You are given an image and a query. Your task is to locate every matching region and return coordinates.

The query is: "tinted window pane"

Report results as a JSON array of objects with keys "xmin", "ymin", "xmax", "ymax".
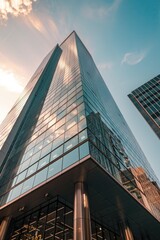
[
  {"xmin": 66, "ymin": 109, "xmax": 78, "ymax": 122},
  {"xmin": 66, "ymin": 116, "xmax": 77, "ymax": 130},
  {"xmin": 16, "ymin": 170, "xmax": 27, "ymax": 184},
  {"xmin": 79, "ymin": 142, "xmax": 89, "ymax": 159},
  {"xmin": 78, "ymin": 118, "xmax": 86, "ymax": 131},
  {"xmin": 64, "ymin": 135, "xmax": 78, "ymax": 152},
  {"xmin": 9, "ymin": 183, "xmax": 23, "ymax": 201},
  {"xmin": 47, "ymin": 158, "xmax": 62, "ymax": 179},
  {"xmin": 26, "ymin": 162, "xmax": 38, "ymax": 177},
  {"xmin": 63, "ymin": 148, "xmax": 79, "ymax": 169},
  {"xmin": 78, "ymin": 110, "xmax": 85, "ymax": 121},
  {"xmin": 21, "ymin": 176, "xmax": 35, "ymax": 194},
  {"xmin": 30, "ymin": 151, "xmax": 41, "ymax": 165},
  {"xmin": 79, "ymin": 129, "xmax": 87, "ymax": 142},
  {"xmin": 33, "ymin": 168, "xmax": 48, "ymax": 187},
  {"xmin": 65, "ymin": 125, "xmax": 78, "ymax": 141},
  {"xmin": 41, "ymin": 143, "xmax": 52, "ymax": 158},
  {"xmin": 52, "ymin": 134, "xmax": 64, "ymax": 150},
  {"xmin": 18, "ymin": 159, "xmax": 30, "ymax": 173},
  {"xmin": 38, "ymin": 154, "xmax": 50, "ymax": 170},
  {"xmin": 50, "ymin": 146, "xmax": 63, "ymax": 162}
]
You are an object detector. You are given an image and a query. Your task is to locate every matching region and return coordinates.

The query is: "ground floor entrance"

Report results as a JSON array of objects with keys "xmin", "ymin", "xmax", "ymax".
[{"xmin": 8, "ymin": 196, "xmax": 120, "ymax": 240}]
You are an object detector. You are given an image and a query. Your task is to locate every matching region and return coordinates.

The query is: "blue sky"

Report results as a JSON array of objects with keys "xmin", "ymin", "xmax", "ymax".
[{"xmin": 0, "ymin": 0, "xmax": 160, "ymax": 179}]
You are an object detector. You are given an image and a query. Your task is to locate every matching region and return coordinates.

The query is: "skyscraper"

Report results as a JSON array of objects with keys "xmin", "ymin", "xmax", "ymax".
[
  {"xmin": 128, "ymin": 75, "xmax": 160, "ymax": 138},
  {"xmin": 0, "ymin": 32, "xmax": 160, "ymax": 240}
]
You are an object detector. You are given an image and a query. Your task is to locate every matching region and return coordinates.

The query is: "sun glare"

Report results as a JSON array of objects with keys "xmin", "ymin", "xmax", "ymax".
[{"xmin": 0, "ymin": 68, "xmax": 23, "ymax": 93}]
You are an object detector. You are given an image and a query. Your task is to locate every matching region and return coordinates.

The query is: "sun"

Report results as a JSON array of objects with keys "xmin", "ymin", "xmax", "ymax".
[{"xmin": 0, "ymin": 68, "xmax": 23, "ymax": 93}]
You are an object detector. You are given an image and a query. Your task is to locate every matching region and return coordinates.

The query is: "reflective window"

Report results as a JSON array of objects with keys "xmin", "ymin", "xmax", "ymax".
[
  {"xmin": 63, "ymin": 148, "xmax": 79, "ymax": 169},
  {"xmin": 21, "ymin": 176, "xmax": 35, "ymax": 194},
  {"xmin": 57, "ymin": 109, "xmax": 66, "ymax": 120},
  {"xmin": 50, "ymin": 146, "xmax": 63, "ymax": 162},
  {"xmin": 67, "ymin": 96, "xmax": 76, "ymax": 107},
  {"xmin": 33, "ymin": 168, "xmax": 48, "ymax": 187},
  {"xmin": 78, "ymin": 110, "xmax": 85, "ymax": 121},
  {"xmin": 55, "ymin": 117, "xmax": 65, "ymax": 130},
  {"xmin": 78, "ymin": 118, "xmax": 87, "ymax": 131},
  {"xmin": 34, "ymin": 141, "xmax": 43, "ymax": 154},
  {"xmin": 8, "ymin": 183, "xmax": 23, "ymax": 201},
  {"xmin": 47, "ymin": 158, "xmax": 62, "ymax": 179},
  {"xmin": 38, "ymin": 154, "xmax": 50, "ymax": 170},
  {"xmin": 11, "ymin": 177, "xmax": 17, "ymax": 187},
  {"xmin": 67, "ymin": 102, "xmax": 77, "ymax": 113},
  {"xmin": 46, "ymin": 126, "xmax": 56, "ymax": 138},
  {"xmin": 54, "ymin": 125, "xmax": 65, "ymax": 138},
  {"xmin": 30, "ymin": 151, "xmax": 41, "ymax": 165},
  {"xmin": 76, "ymin": 91, "xmax": 83, "ymax": 99},
  {"xmin": 66, "ymin": 116, "xmax": 77, "ymax": 130},
  {"xmin": 16, "ymin": 170, "xmax": 27, "ymax": 184},
  {"xmin": 52, "ymin": 134, "xmax": 64, "ymax": 150},
  {"xmin": 79, "ymin": 142, "xmax": 89, "ymax": 159},
  {"xmin": 48, "ymin": 117, "xmax": 56, "ymax": 128},
  {"xmin": 79, "ymin": 129, "xmax": 87, "ymax": 142},
  {"xmin": 25, "ymin": 147, "xmax": 34, "ymax": 158},
  {"xmin": 26, "ymin": 162, "xmax": 38, "ymax": 177},
  {"xmin": 18, "ymin": 159, "xmax": 30, "ymax": 173},
  {"xmin": 66, "ymin": 108, "xmax": 78, "ymax": 122},
  {"xmin": 76, "ymin": 96, "xmax": 83, "ymax": 105},
  {"xmin": 35, "ymin": 132, "xmax": 45, "ymax": 144},
  {"xmin": 68, "ymin": 91, "xmax": 76, "ymax": 100},
  {"xmin": 43, "ymin": 135, "xmax": 54, "ymax": 146},
  {"xmin": 65, "ymin": 125, "xmax": 78, "ymax": 141},
  {"xmin": 64, "ymin": 135, "xmax": 78, "ymax": 152},
  {"xmin": 41, "ymin": 143, "xmax": 52, "ymax": 158},
  {"xmin": 77, "ymin": 103, "xmax": 85, "ymax": 113}
]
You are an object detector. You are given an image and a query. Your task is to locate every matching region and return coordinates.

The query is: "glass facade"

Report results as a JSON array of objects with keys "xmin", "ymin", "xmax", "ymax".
[
  {"xmin": 8, "ymin": 197, "xmax": 120, "ymax": 240},
  {"xmin": 0, "ymin": 49, "xmax": 55, "ymax": 152},
  {"xmin": 128, "ymin": 74, "xmax": 160, "ymax": 138},
  {"xmin": 0, "ymin": 34, "xmax": 89, "ymax": 206},
  {"xmin": 0, "ymin": 31, "xmax": 160, "ymax": 239}
]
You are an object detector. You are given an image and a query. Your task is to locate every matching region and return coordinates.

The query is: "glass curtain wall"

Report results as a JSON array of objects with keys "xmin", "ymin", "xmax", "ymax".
[
  {"xmin": 8, "ymin": 197, "xmax": 120, "ymax": 240},
  {"xmin": 0, "ymin": 33, "xmax": 89, "ymax": 206},
  {"xmin": 0, "ymin": 32, "xmax": 159, "ymax": 221}
]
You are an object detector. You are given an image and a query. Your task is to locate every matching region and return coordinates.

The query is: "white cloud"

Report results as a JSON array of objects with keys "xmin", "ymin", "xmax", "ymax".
[
  {"xmin": 23, "ymin": 11, "xmax": 61, "ymax": 43},
  {"xmin": 24, "ymin": 13, "xmax": 47, "ymax": 34},
  {"xmin": 98, "ymin": 62, "xmax": 113, "ymax": 70},
  {"xmin": 121, "ymin": 51, "xmax": 146, "ymax": 65},
  {"xmin": 83, "ymin": 0, "xmax": 122, "ymax": 19},
  {"xmin": 0, "ymin": 68, "xmax": 24, "ymax": 93},
  {"xmin": 0, "ymin": 0, "xmax": 37, "ymax": 21}
]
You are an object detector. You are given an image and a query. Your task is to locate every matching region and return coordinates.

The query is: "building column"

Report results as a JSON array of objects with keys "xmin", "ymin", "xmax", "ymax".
[
  {"xmin": 74, "ymin": 182, "xmax": 92, "ymax": 240},
  {"xmin": 0, "ymin": 216, "xmax": 11, "ymax": 240},
  {"xmin": 119, "ymin": 221, "xmax": 134, "ymax": 240}
]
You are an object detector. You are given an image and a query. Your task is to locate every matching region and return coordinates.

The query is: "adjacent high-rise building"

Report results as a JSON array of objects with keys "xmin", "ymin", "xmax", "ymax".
[
  {"xmin": 0, "ymin": 32, "xmax": 160, "ymax": 240},
  {"xmin": 128, "ymin": 75, "xmax": 160, "ymax": 138}
]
